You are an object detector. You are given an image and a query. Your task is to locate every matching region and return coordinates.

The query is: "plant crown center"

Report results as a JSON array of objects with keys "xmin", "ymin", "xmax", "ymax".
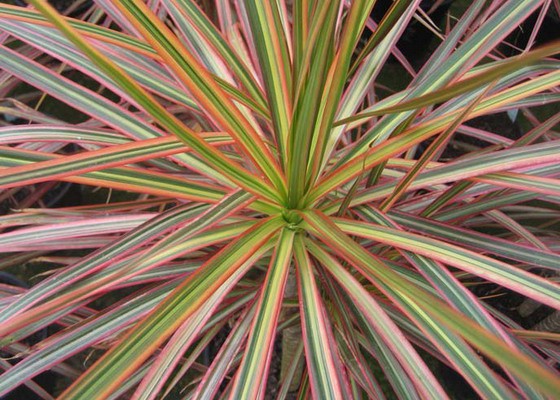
[{"xmin": 281, "ymin": 208, "xmax": 303, "ymax": 229}]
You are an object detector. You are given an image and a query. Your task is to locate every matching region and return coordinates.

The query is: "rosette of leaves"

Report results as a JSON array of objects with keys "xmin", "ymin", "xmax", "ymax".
[{"xmin": 0, "ymin": 0, "xmax": 559, "ymax": 399}]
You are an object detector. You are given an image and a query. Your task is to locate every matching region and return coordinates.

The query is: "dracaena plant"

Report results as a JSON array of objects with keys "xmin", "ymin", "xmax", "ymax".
[{"xmin": 0, "ymin": 0, "xmax": 559, "ymax": 398}]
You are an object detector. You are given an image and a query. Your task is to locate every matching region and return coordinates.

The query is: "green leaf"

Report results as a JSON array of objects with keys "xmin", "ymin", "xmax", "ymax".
[
  {"xmin": 335, "ymin": 217, "xmax": 560, "ymax": 309},
  {"xmin": 331, "ymin": 0, "xmax": 549, "ymax": 169},
  {"xmin": 59, "ymin": 216, "xmax": 283, "ymax": 399},
  {"xmin": 337, "ymin": 41, "xmax": 560, "ymax": 126},
  {"xmin": 391, "ymin": 210, "xmax": 560, "ymax": 271},
  {"xmin": 293, "ymin": 235, "xmax": 351, "ymax": 399},
  {"xmin": 301, "ymin": 210, "xmax": 560, "ymax": 398},
  {"xmin": 110, "ymin": 0, "xmax": 287, "ymax": 200},
  {"xmin": 162, "ymin": 0, "xmax": 267, "ymax": 110},
  {"xmin": 0, "ymin": 284, "xmax": 173, "ymax": 397},
  {"xmin": 25, "ymin": 0, "xmax": 283, "ymax": 204},
  {"xmin": 229, "ymin": 228, "xmax": 295, "ymax": 398},
  {"xmin": 0, "ymin": 135, "xmax": 228, "ymax": 189},
  {"xmin": 301, "ymin": 223, "xmax": 447, "ymax": 399},
  {"xmin": 244, "ymin": 0, "xmax": 292, "ymax": 161}
]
